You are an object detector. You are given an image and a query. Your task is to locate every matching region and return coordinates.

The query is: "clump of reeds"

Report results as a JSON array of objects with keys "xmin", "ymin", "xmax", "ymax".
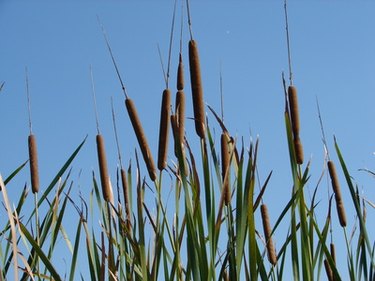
[{"xmin": 328, "ymin": 160, "xmax": 347, "ymax": 227}]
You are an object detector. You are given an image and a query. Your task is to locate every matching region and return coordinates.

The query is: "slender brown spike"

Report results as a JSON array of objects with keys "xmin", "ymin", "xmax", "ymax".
[
  {"xmin": 96, "ymin": 134, "xmax": 113, "ymax": 202},
  {"xmin": 175, "ymin": 90, "xmax": 185, "ymax": 144},
  {"xmin": 177, "ymin": 53, "xmax": 184, "ymax": 90},
  {"xmin": 221, "ymin": 132, "xmax": 231, "ymax": 205},
  {"xmin": 288, "ymin": 85, "xmax": 300, "ymax": 138},
  {"xmin": 324, "ymin": 259, "xmax": 334, "ymax": 281},
  {"xmin": 188, "ymin": 39, "xmax": 206, "ymax": 139},
  {"xmin": 330, "ymin": 243, "xmax": 336, "ymax": 265},
  {"xmin": 157, "ymin": 89, "xmax": 171, "ymax": 171},
  {"xmin": 28, "ymin": 134, "xmax": 39, "ymax": 194},
  {"xmin": 294, "ymin": 136, "xmax": 304, "ymax": 164},
  {"xmin": 327, "ymin": 160, "xmax": 347, "ymax": 227},
  {"xmin": 170, "ymin": 114, "xmax": 179, "ymax": 157},
  {"xmin": 125, "ymin": 98, "xmax": 157, "ymax": 181},
  {"xmin": 260, "ymin": 204, "xmax": 277, "ymax": 265},
  {"xmin": 120, "ymin": 168, "xmax": 132, "ymax": 230}
]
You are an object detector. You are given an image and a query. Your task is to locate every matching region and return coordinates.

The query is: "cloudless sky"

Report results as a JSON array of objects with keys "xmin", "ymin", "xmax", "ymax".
[{"xmin": 0, "ymin": 0, "xmax": 374, "ymax": 278}]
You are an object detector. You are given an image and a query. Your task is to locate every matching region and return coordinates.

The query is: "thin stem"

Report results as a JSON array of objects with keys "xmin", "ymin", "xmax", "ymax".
[
  {"xmin": 25, "ymin": 67, "xmax": 33, "ymax": 135},
  {"xmin": 111, "ymin": 97, "xmax": 123, "ymax": 168},
  {"xmin": 97, "ymin": 15, "xmax": 129, "ymax": 98},
  {"xmin": 90, "ymin": 66, "xmax": 100, "ymax": 135},
  {"xmin": 284, "ymin": 0, "xmax": 293, "ymax": 85},
  {"xmin": 185, "ymin": 0, "xmax": 193, "ymax": 40},
  {"xmin": 316, "ymin": 97, "xmax": 330, "ymax": 159},
  {"xmin": 166, "ymin": 0, "xmax": 178, "ymax": 89},
  {"xmin": 157, "ymin": 44, "xmax": 168, "ymax": 88},
  {"xmin": 179, "ymin": 0, "xmax": 184, "ymax": 54}
]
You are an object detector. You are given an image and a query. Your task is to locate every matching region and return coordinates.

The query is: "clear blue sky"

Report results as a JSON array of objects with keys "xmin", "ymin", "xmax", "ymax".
[{"xmin": 0, "ymin": 0, "xmax": 374, "ymax": 278}]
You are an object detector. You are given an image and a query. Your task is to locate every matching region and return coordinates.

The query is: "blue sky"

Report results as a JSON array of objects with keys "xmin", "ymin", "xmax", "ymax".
[{"xmin": 0, "ymin": 0, "xmax": 374, "ymax": 278}]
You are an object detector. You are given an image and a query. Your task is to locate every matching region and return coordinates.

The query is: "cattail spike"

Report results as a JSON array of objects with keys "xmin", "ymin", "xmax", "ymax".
[
  {"xmin": 96, "ymin": 134, "xmax": 113, "ymax": 202},
  {"xmin": 121, "ymin": 168, "xmax": 131, "ymax": 230},
  {"xmin": 294, "ymin": 136, "xmax": 304, "ymax": 165},
  {"xmin": 261, "ymin": 204, "xmax": 277, "ymax": 265},
  {"xmin": 324, "ymin": 259, "xmax": 334, "ymax": 281},
  {"xmin": 125, "ymin": 98, "xmax": 157, "ymax": 181},
  {"xmin": 328, "ymin": 160, "xmax": 347, "ymax": 227},
  {"xmin": 288, "ymin": 85, "xmax": 300, "ymax": 138},
  {"xmin": 175, "ymin": 90, "xmax": 185, "ymax": 144},
  {"xmin": 157, "ymin": 89, "xmax": 171, "ymax": 171},
  {"xmin": 177, "ymin": 53, "xmax": 184, "ymax": 90},
  {"xmin": 28, "ymin": 134, "xmax": 39, "ymax": 194},
  {"xmin": 188, "ymin": 39, "xmax": 205, "ymax": 139},
  {"xmin": 221, "ymin": 132, "xmax": 231, "ymax": 205}
]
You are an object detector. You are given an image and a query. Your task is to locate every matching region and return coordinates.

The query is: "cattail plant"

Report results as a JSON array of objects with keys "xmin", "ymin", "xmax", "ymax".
[
  {"xmin": 25, "ymin": 69, "xmax": 39, "ymax": 194},
  {"xmin": 125, "ymin": 98, "xmax": 157, "ymax": 181},
  {"xmin": 99, "ymin": 19, "xmax": 157, "ymax": 182},
  {"xmin": 186, "ymin": 1, "xmax": 205, "ymax": 139},
  {"xmin": 111, "ymin": 99, "xmax": 132, "ymax": 230},
  {"xmin": 91, "ymin": 67, "xmax": 113, "ymax": 202},
  {"xmin": 157, "ymin": 89, "xmax": 171, "ymax": 171},
  {"xmin": 260, "ymin": 203, "xmax": 277, "ymax": 265},
  {"xmin": 328, "ymin": 160, "xmax": 347, "ymax": 227}
]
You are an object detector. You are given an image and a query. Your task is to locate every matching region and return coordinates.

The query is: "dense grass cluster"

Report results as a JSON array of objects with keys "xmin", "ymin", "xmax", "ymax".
[{"xmin": 0, "ymin": 1, "xmax": 374, "ymax": 281}]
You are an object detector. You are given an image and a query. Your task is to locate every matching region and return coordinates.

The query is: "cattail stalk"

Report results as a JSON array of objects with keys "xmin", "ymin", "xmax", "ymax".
[
  {"xmin": 188, "ymin": 39, "xmax": 205, "ymax": 139},
  {"xmin": 260, "ymin": 204, "xmax": 277, "ymax": 265},
  {"xmin": 157, "ymin": 89, "xmax": 171, "ymax": 171},
  {"xmin": 125, "ymin": 98, "xmax": 157, "ymax": 181},
  {"xmin": 96, "ymin": 134, "xmax": 113, "ymax": 202},
  {"xmin": 28, "ymin": 134, "xmax": 39, "ymax": 194},
  {"xmin": 328, "ymin": 160, "xmax": 347, "ymax": 227}
]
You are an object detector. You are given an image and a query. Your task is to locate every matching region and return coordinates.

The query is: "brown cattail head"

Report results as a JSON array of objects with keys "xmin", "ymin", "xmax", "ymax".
[
  {"xmin": 125, "ymin": 98, "xmax": 157, "ymax": 181},
  {"xmin": 330, "ymin": 243, "xmax": 336, "ymax": 265},
  {"xmin": 294, "ymin": 136, "xmax": 304, "ymax": 165},
  {"xmin": 288, "ymin": 85, "xmax": 300, "ymax": 138},
  {"xmin": 96, "ymin": 134, "xmax": 113, "ymax": 202},
  {"xmin": 221, "ymin": 133, "xmax": 231, "ymax": 205},
  {"xmin": 188, "ymin": 39, "xmax": 206, "ymax": 139},
  {"xmin": 175, "ymin": 90, "xmax": 185, "ymax": 148},
  {"xmin": 28, "ymin": 134, "xmax": 39, "ymax": 194},
  {"xmin": 328, "ymin": 160, "xmax": 347, "ymax": 227},
  {"xmin": 157, "ymin": 89, "xmax": 171, "ymax": 171},
  {"xmin": 324, "ymin": 259, "xmax": 334, "ymax": 281},
  {"xmin": 121, "ymin": 168, "xmax": 131, "ymax": 230},
  {"xmin": 260, "ymin": 204, "xmax": 277, "ymax": 265},
  {"xmin": 177, "ymin": 53, "xmax": 184, "ymax": 91}
]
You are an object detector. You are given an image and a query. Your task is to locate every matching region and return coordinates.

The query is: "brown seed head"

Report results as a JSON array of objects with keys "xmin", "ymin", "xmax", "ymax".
[
  {"xmin": 177, "ymin": 53, "xmax": 184, "ymax": 91},
  {"xmin": 157, "ymin": 89, "xmax": 171, "ymax": 171},
  {"xmin": 261, "ymin": 204, "xmax": 277, "ymax": 265},
  {"xmin": 175, "ymin": 90, "xmax": 185, "ymax": 145},
  {"xmin": 324, "ymin": 259, "xmax": 334, "ymax": 281},
  {"xmin": 96, "ymin": 134, "xmax": 113, "ymax": 202},
  {"xmin": 28, "ymin": 134, "xmax": 40, "ymax": 194},
  {"xmin": 293, "ymin": 136, "xmax": 304, "ymax": 165},
  {"xmin": 125, "ymin": 98, "xmax": 157, "ymax": 181},
  {"xmin": 328, "ymin": 160, "xmax": 347, "ymax": 227},
  {"xmin": 221, "ymin": 133, "xmax": 231, "ymax": 205},
  {"xmin": 121, "ymin": 168, "xmax": 131, "ymax": 230},
  {"xmin": 288, "ymin": 85, "xmax": 300, "ymax": 138},
  {"xmin": 188, "ymin": 39, "xmax": 205, "ymax": 139}
]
